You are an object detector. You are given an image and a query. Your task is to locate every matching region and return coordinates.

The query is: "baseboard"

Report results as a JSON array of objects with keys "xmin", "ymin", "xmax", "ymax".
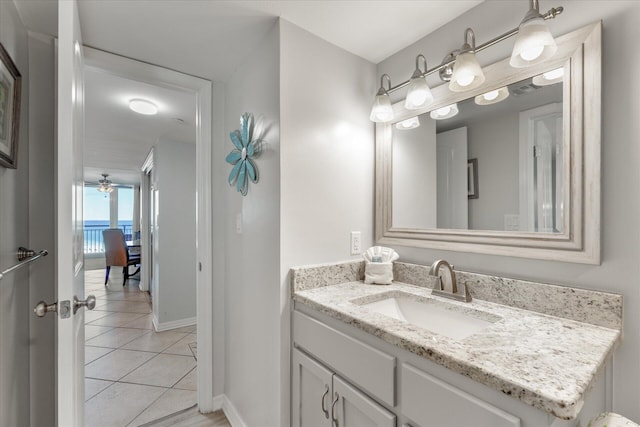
[
  {"xmin": 153, "ymin": 316, "xmax": 196, "ymax": 332},
  {"xmin": 220, "ymin": 395, "xmax": 248, "ymax": 427},
  {"xmin": 212, "ymin": 394, "xmax": 224, "ymax": 411}
]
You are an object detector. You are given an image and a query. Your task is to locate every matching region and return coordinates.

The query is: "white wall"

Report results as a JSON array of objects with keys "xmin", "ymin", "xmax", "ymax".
[
  {"xmin": 280, "ymin": 19, "xmax": 377, "ymax": 426},
  {"xmin": 27, "ymin": 31, "xmax": 56, "ymax": 427},
  {"xmin": 377, "ymin": 1, "xmax": 640, "ymax": 421},
  {"xmin": 0, "ymin": 1, "xmax": 30, "ymax": 425},
  {"xmin": 223, "ymin": 21, "xmax": 281, "ymax": 426},
  {"xmin": 392, "ymin": 117, "xmax": 437, "ymax": 229},
  {"xmin": 152, "ymin": 139, "xmax": 197, "ymax": 327}
]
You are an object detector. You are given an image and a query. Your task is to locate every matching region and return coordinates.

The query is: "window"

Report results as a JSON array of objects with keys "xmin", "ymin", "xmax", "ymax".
[{"xmin": 84, "ymin": 185, "xmax": 136, "ymax": 253}]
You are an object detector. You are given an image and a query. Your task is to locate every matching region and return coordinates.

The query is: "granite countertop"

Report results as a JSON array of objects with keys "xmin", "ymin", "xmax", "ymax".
[{"xmin": 292, "ymin": 267, "xmax": 621, "ymax": 420}]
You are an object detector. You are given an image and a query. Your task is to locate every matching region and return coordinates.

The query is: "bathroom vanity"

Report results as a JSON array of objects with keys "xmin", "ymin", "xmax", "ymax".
[{"xmin": 290, "ymin": 261, "xmax": 621, "ymax": 427}]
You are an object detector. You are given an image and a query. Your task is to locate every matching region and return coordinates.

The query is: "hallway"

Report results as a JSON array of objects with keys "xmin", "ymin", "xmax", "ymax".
[{"xmin": 83, "ymin": 269, "xmax": 197, "ymax": 426}]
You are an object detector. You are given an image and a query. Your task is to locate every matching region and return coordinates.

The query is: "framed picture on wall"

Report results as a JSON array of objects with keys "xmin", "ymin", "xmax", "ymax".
[
  {"xmin": 0, "ymin": 42, "xmax": 21, "ymax": 169},
  {"xmin": 468, "ymin": 158, "xmax": 479, "ymax": 199}
]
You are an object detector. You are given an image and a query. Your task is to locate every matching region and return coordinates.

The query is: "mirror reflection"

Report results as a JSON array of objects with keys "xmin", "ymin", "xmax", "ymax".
[{"xmin": 392, "ymin": 68, "xmax": 564, "ymax": 233}]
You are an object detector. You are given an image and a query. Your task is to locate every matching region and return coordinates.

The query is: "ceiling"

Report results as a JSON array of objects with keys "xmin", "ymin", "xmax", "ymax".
[
  {"xmin": 84, "ymin": 68, "xmax": 196, "ymax": 186},
  {"xmin": 15, "ymin": 0, "xmax": 483, "ymax": 186}
]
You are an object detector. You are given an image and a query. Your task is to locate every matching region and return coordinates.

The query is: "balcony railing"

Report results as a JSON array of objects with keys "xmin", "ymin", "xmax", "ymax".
[{"xmin": 84, "ymin": 224, "xmax": 133, "ymax": 254}]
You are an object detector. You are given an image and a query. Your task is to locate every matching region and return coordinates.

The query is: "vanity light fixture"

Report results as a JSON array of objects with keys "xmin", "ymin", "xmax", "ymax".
[
  {"xmin": 510, "ymin": 0, "xmax": 559, "ymax": 68},
  {"xmin": 474, "ymin": 86, "xmax": 510, "ymax": 105},
  {"xmin": 449, "ymin": 29, "xmax": 485, "ymax": 92},
  {"xmin": 370, "ymin": 74, "xmax": 394, "ymax": 123},
  {"xmin": 532, "ymin": 67, "xmax": 564, "ymax": 86},
  {"xmin": 369, "ymin": 0, "xmax": 563, "ymax": 122},
  {"xmin": 404, "ymin": 55, "xmax": 434, "ymax": 110},
  {"xmin": 429, "ymin": 103, "xmax": 459, "ymax": 120},
  {"xmin": 395, "ymin": 116, "xmax": 420, "ymax": 130},
  {"xmin": 129, "ymin": 98, "xmax": 158, "ymax": 115}
]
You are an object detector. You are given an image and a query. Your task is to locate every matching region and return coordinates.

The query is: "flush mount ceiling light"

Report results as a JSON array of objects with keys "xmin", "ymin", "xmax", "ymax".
[
  {"xmin": 430, "ymin": 103, "xmax": 459, "ymax": 120},
  {"xmin": 370, "ymin": 74, "xmax": 394, "ymax": 123},
  {"xmin": 395, "ymin": 116, "xmax": 420, "ymax": 130},
  {"xmin": 129, "ymin": 98, "xmax": 158, "ymax": 115},
  {"xmin": 97, "ymin": 174, "xmax": 114, "ymax": 193},
  {"xmin": 404, "ymin": 55, "xmax": 434, "ymax": 110},
  {"xmin": 449, "ymin": 29, "xmax": 485, "ymax": 92},
  {"xmin": 369, "ymin": 0, "xmax": 563, "ymax": 122},
  {"xmin": 532, "ymin": 67, "xmax": 564, "ymax": 86},
  {"xmin": 475, "ymin": 86, "xmax": 510, "ymax": 105},
  {"xmin": 510, "ymin": 0, "xmax": 559, "ymax": 68}
]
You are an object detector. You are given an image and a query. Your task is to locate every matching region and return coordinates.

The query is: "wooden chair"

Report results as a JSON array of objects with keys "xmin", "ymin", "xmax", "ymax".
[{"xmin": 102, "ymin": 228, "xmax": 141, "ymax": 286}]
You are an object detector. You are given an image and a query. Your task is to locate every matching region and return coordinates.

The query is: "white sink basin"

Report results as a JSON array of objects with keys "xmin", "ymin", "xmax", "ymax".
[{"xmin": 358, "ymin": 293, "xmax": 500, "ymax": 340}]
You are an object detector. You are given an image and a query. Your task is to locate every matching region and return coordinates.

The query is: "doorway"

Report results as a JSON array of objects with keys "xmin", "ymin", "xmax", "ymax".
[{"xmin": 80, "ymin": 48, "xmax": 213, "ymax": 422}]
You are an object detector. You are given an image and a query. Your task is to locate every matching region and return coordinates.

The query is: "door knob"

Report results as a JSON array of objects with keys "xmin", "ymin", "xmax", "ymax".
[
  {"xmin": 33, "ymin": 301, "xmax": 57, "ymax": 317},
  {"xmin": 34, "ymin": 299, "xmax": 71, "ymax": 318},
  {"xmin": 73, "ymin": 295, "xmax": 96, "ymax": 314}
]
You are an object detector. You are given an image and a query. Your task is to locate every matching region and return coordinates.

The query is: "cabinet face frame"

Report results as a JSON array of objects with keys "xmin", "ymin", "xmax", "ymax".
[{"xmin": 375, "ymin": 22, "xmax": 601, "ymax": 264}]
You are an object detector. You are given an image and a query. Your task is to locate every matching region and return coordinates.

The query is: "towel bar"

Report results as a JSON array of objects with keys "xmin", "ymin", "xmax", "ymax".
[{"xmin": 0, "ymin": 247, "xmax": 49, "ymax": 281}]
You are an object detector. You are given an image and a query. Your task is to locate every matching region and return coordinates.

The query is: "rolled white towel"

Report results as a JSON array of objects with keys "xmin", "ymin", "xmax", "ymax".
[
  {"xmin": 363, "ymin": 246, "xmax": 399, "ymax": 285},
  {"xmin": 589, "ymin": 413, "xmax": 638, "ymax": 427}
]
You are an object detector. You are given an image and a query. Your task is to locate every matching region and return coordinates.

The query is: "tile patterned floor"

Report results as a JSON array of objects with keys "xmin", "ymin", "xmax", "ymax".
[{"xmin": 84, "ymin": 269, "xmax": 198, "ymax": 427}]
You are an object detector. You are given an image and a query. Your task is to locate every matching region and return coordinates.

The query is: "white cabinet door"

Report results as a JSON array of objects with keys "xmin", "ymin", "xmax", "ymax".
[
  {"xmin": 293, "ymin": 349, "xmax": 333, "ymax": 427},
  {"xmin": 333, "ymin": 375, "xmax": 396, "ymax": 427}
]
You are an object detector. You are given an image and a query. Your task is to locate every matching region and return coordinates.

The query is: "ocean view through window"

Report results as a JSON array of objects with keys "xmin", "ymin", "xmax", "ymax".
[{"xmin": 84, "ymin": 184, "xmax": 134, "ymax": 253}]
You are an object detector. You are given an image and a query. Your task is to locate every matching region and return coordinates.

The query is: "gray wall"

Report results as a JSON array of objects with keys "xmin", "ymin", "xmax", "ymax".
[
  {"xmin": 152, "ymin": 139, "xmax": 197, "ymax": 326},
  {"xmin": 279, "ymin": 19, "xmax": 377, "ymax": 426},
  {"xmin": 466, "ymin": 112, "xmax": 519, "ymax": 230},
  {"xmin": 0, "ymin": 1, "xmax": 31, "ymax": 425},
  {"xmin": 27, "ymin": 31, "xmax": 56, "ymax": 427},
  {"xmin": 393, "ymin": 117, "xmax": 437, "ymax": 229},
  {"xmin": 377, "ymin": 0, "xmax": 640, "ymax": 421},
  {"xmin": 223, "ymin": 21, "xmax": 281, "ymax": 426}
]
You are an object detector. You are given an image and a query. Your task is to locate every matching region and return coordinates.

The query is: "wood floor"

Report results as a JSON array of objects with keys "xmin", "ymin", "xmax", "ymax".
[{"xmin": 142, "ymin": 405, "xmax": 231, "ymax": 427}]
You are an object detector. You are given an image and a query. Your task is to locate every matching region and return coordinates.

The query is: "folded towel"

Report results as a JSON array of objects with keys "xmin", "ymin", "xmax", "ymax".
[{"xmin": 363, "ymin": 246, "xmax": 399, "ymax": 285}]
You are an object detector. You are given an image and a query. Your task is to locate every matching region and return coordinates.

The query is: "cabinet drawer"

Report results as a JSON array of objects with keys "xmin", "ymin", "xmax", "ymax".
[
  {"xmin": 293, "ymin": 311, "xmax": 395, "ymax": 407},
  {"xmin": 401, "ymin": 364, "xmax": 520, "ymax": 427}
]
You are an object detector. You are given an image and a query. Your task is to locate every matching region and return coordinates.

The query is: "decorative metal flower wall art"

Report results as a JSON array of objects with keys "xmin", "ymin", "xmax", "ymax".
[{"xmin": 226, "ymin": 113, "xmax": 260, "ymax": 196}]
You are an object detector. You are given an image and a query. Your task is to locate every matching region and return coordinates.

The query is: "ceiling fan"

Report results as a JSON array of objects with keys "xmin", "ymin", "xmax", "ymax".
[{"xmin": 85, "ymin": 173, "xmax": 129, "ymax": 193}]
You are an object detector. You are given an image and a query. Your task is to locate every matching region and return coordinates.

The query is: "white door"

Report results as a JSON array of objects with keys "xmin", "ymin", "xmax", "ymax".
[
  {"xmin": 57, "ymin": 0, "xmax": 89, "ymax": 425},
  {"xmin": 436, "ymin": 127, "xmax": 469, "ymax": 229},
  {"xmin": 518, "ymin": 103, "xmax": 563, "ymax": 232}
]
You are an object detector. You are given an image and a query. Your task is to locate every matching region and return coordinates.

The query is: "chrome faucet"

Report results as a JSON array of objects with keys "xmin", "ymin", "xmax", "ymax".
[{"xmin": 429, "ymin": 259, "xmax": 471, "ymax": 302}]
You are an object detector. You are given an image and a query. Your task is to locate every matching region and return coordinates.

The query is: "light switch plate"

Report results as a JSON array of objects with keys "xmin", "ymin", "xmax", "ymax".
[{"xmin": 350, "ymin": 231, "xmax": 361, "ymax": 255}]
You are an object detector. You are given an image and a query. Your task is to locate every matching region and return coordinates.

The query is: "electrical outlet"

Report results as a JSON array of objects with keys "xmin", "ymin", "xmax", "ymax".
[
  {"xmin": 236, "ymin": 213, "xmax": 243, "ymax": 234},
  {"xmin": 350, "ymin": 231, "xmax": 361, "ymax": 255}
]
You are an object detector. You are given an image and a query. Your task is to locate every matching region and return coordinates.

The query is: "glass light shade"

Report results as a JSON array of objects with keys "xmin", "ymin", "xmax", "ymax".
[
  {"xmin": 395, "ymin": 116, "xmax": 420, "ymax": 130},
  {"xmin": 97, "ymin": 184, "xmax": 113, "ymax": 193},
  {"xmin": 510, "ymin": 17, "xmax": 558, "ymax": 68},
  {"xmin": 429, "ymin": 103, "xmax": 459, "ymax": 120},
  {"xmin": 370, "ymin": 91, "xmax": 394, "ymax": 123},
  {"xmin": 129, "ymin": 99, "xmax": 158, "ymax": 115},
  {"xmin": 532, "ymin": 67, "xmax": 564, "ymax": 86},
  {"xmin": 404, "ymin": 76, "xmax": 434, "ymax": 110},
  {"xmin": 449, "ymin": 51, "xmax": 485, "ymax": 92},
  {"xmin": 474, "ymin": 86, "xmax": 510, "ymax": 106}
]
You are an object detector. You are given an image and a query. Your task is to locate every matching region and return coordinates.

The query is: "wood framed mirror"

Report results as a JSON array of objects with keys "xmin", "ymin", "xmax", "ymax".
[{"xmin": 375, "ymin": 22, "xmax": 601, "ymax": 264}]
